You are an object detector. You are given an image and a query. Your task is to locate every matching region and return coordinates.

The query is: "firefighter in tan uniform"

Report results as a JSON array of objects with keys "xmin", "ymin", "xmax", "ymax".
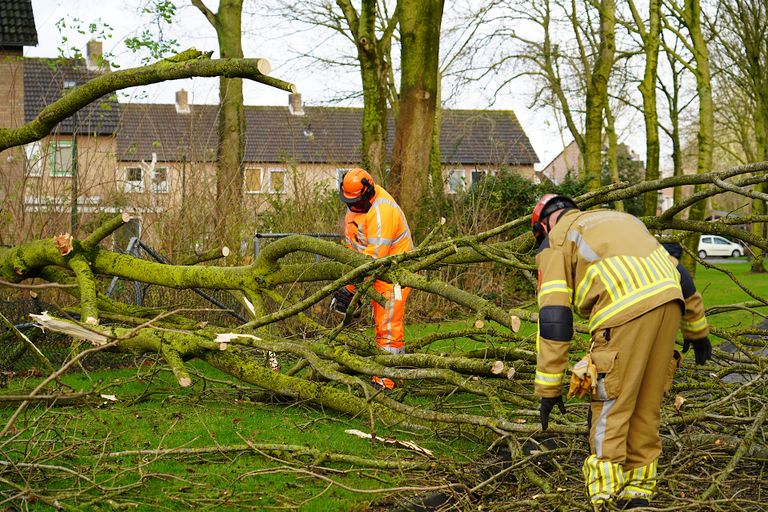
[
  {"xmin": 531, "ymin": 195, "xmax": 711, "ymax": 510},
  {"xmin": 331, "ymin": 168, "xmax": 414, "ymax": 390}
]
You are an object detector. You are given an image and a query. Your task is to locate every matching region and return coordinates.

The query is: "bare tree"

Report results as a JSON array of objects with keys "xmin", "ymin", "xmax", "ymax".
[
  {"xmin": 711, "ymin": 0, "xmax": 768, "ymax": 272},
  {"xmin": 626, "ymin": 0, "xmax": 663, "ymax": 216},
  {"xmin": 191, "ymin": 0, "xmax": 247, "ymax": 251},
  {"xmin": 387, "ymin": 0, "xmax": 445, "ymax": 218}
]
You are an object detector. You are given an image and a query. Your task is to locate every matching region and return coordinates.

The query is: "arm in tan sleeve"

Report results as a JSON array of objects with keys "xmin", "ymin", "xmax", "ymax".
[
  {"xmin": 677, "ymin": 262, "xmax": 709, "ymax": 340},
  {"xmin": 534, "ymin": 246, "xmax": 575, "ymax": 397}
]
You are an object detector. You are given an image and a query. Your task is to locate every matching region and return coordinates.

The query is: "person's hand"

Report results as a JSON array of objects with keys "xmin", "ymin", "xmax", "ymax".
[
  {"xmin": 683, "ymin": 337, "xmax": 712, "ymax": 365},
  {"xmin": 539, "ymin": 396, "xmax": 566, "ymax": 430},
  {"xmin": 330, "ymin": 287, "xmax": 354, "ymax": 314}
]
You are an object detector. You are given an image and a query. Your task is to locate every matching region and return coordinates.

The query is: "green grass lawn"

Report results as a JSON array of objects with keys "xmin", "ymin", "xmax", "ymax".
[
  {"xmin": 694, "ymin": 261, "xmax": 768, "ymax": 329},
  {"xmin": 2, "ymin": 262, "xmax": 764, "ymax": 510},
  {"xmin": 1, "ymin": 360, "xmax": 477, "ymax": 511}
]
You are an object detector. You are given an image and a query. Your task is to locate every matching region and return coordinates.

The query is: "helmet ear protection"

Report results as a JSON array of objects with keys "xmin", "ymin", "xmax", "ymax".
[{"xmin": 358, "ymin": 177, "xmax": 375, "ymax": 203}]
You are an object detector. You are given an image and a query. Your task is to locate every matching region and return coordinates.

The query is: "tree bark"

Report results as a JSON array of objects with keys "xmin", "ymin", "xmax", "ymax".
[
  {"xmin": 336, "ymin": 0, "xmax": 397, "ymax": 184},
  {"xmin": 389, "ymin": 0, "xmax": 445, "ymax": 220},
  {"xmin": 685, "ymin": 0, "xmax": 714, "ymax": 277},
  {"xmin": 582, "ymin": 0, "xmax": 616, "ymax": 190},
  {"xmin": 628, "ymin": 0, "xmax": 662, "ymax": 217},
  {"xmin": 0, "ymin": 55, "xmax": 289, "ymax": 153},
  {"xmin": 192, "ymin": 0, "xmax": 246, "ymax": 252}
]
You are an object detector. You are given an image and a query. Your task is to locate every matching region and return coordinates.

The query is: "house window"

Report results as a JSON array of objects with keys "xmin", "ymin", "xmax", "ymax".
[
  {"xmin": 24, "ymin": 142, "xmax": 44, "ymax": 177},
  {"xmin": 268, "ymin": 168, "xmax": 287, "ymax": 194},
  {"xmin": 49, "ymin": 141, "xmax": 73, "ymax": 177},
  {"xmin": 244, "ymin": 167, "xmax": 264, "ymax": 193},
  {"xmin": 125, "ymin": 167, "xmax": 144, "ymax": 193},
  {"xmin": 471, "ymin": 170, "xmax": 486, "ymax": 185},
  {"xmin": 336, "ymin": 168, "xmax": 351, "ymax": 186},
  {"xmin": 446, "ymin": 169, "xmax": 465, "ymax": 194},
  {"xmin": 151, "ymin": 167, "xmax": 168, "ymax": 193}
]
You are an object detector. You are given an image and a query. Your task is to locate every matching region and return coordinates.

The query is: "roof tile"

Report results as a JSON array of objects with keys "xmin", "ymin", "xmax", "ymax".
[
  {"xmin": 0, "ymin": 0, "xmax": 38, "ymax": 47},
  {"xmin": 24, "ymin": 58, "xmax": 121, "ymax": 135},
  {"xmin": 117, "ymin": 104, "xmax": 539, "ymax": 166}
]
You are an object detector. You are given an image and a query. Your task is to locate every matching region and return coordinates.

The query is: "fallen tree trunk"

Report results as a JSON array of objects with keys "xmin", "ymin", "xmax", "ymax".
[{"xmin": 1, "ymin": 165, "xmax": 768, "ymax": 510}]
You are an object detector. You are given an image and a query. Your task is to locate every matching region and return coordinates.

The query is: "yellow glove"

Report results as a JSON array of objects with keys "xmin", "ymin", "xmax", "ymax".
[{"xmin": 567, "ymin": 354, "xmax": 598, "ymax": 400}]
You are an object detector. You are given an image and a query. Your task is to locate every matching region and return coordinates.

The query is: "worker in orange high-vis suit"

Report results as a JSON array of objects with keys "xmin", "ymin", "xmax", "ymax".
[
  {"xmin": 531, "ymin": 195, "xmax": 711, "ymax": 511},
  {"xmin": 330, "ymin": 168, "xmax": 414, "ymax": 390}
]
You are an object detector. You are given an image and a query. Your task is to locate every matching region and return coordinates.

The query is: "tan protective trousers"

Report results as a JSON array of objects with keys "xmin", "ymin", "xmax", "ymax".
[{"xmin": 583, "ymin": 301, "xmax": 681, "ymax": 506}]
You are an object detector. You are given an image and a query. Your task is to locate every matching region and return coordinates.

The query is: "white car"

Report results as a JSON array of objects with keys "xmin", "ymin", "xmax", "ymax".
[{"xmin": 698, "ymin": 235, "xmax": 744, "ymax": 258}]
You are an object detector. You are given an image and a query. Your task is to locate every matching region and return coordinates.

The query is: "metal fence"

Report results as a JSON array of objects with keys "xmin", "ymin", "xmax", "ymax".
[{"xmin": 1, "ymin": 232, "xmax": 343, "ymax": 374}]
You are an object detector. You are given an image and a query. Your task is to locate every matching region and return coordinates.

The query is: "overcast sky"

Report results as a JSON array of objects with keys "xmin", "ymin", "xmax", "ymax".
[{"xmin": 25, "ymin": 0, "xmax": 570, "ymax": 168}]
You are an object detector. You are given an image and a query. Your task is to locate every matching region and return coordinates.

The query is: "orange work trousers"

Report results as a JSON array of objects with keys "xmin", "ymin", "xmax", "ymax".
[{"xmin": 371, "ymin": 280, "xmax": 410, "ymax": 354}]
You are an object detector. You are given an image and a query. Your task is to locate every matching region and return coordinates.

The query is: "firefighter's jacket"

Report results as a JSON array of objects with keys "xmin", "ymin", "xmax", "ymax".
[
  {"xmin": 344, "ymin": 184, "xmax": 413, "ymax": 258},
  {"xmin": 534, "ymin": 209, "xmax": 704, "ymax": 398}
]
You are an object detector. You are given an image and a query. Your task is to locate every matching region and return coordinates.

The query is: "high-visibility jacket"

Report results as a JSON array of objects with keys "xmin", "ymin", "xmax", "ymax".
[
  {"xmin": 534, "ymin": 209, "xmax": 686, "ymax": 397},
  {"xmin": 344, "ymin": 184, "xmax": 413, "ymax": 258},
  {"xmin": 344, "ymin": 184, "xmax": 413, "ymax": 351}
]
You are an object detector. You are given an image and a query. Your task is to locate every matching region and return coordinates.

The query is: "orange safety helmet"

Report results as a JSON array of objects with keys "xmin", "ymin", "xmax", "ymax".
[
  {"xmin": 339, "ymin": 168, "xmax": 375, "ymax": 205},
  {"xmin": 531, "ymin": 194, "xmax": 577, "ymax": 242}
]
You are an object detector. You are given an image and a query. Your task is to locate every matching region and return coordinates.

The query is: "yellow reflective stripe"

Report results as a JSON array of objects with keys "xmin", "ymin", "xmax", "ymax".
[
  {"xmin": 609, "ymin": 257, "xmax": 635, "ymax": 290},
  {"xmin": 540, "ymin": 280, "xmax": 570, "ymax": 294},
  {"xmin": 631, "ymin": 255, "xmax": 653, "ymax": 284},
  {"xmin": 652, "ymin": 249, "xmax": 678, "ymax": 282},
  {"xmin": 589, "ymin": 280, "xmax": 680, "ymax": 331},
  {"xmin": 595, "ymin": 263, "xmax": 619, "ymax": 302},
  {"xmin": 640, "ymin": 254, "xmax": 661, "ymax": 281},
  {"xmin": 682, "ymin": 316, "xmax": 708, "ymax": 332},
  {"xmin": 621, "ymin": 255, "xmax": 647, "ymax": 287},
  {"xmin": 645, "ymin": 253, "xmax": 665, "ymax": 281},
  {"xmin": 574, "ymin": 250, "xmax": 681, "ymax": 331},
  {"xmin": 538, "ymin": 280, "xmax": 572, "ymax": 304},
  {"xmin": 621, "ymin": 461, "xmax": 657, "ymax": 497},
  {"xmin": 623, "ymin": 486, "xmax": 654, "ymax": 496},
  {"xmin": 534, "ymin": 370, "xmax": 563, "ymax": 386},
  {"xmin": 605, "ymin": 258, "xmax": 632, "ymax": 296},
  {"xmin": 575, "ymin": 266, "xmax": 599, "ymax": 309},
  {"xmin": 583, "ymin": 455, "xmax": 624, "ymax": 502},
  {"xmin": 656, "ymin": 246, "xmax": 679, "ymax": 276}
]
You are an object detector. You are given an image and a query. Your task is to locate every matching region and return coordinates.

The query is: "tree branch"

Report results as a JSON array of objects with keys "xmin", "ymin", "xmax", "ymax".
[{"xmin": 0, "ymin": 55, "xmax": 292, "ymax": 152}]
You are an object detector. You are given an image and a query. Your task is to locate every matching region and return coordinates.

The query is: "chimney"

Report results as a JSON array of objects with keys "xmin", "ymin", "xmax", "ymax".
[
  {"xmin": 288, "ymin": 93, "xmax": 304, "ymax": 116},
  {"xmin": 86, "ymin": 40, "xmax": 103, "ymax": 71},
  {"xmin": 175, "ymin": 89, "xmax": 190, "ymax": 114}
]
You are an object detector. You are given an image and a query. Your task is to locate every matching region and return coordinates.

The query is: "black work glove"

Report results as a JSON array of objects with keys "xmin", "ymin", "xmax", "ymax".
[
  {"xmin": 683, "ymin": 337, "xmax": 712, "ymax": 365},
  {"xmin": 330, "ymin": 287, "xmax": 354, "ymax": 314},
  {"xmin": 539, "ymin": 396, "xmax": 567, "ymax": 431}
]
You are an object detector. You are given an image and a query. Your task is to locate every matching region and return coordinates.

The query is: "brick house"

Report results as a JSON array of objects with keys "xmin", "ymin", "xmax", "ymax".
[{"xmin": 1, "ymin": 2, "xmax": 539, "ymax": 247}]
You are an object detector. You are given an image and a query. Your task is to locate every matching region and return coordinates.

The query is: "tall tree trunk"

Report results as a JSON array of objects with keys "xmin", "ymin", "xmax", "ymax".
[
  {"xmin": 429, "ymin": 71, "xmax": 443, "ymax": 207},
  {"xmin": 743, "ymin": 0, "xmax": 768, "ymax": 273},
  {"xmin": 751, "ymin": 104, "xmax": 767, "ymax": 272},
  {"xmin": 679, "ymin": 0, "xmax": 714, "ymax": 276},
  {"xmin": 193, "ymin": 0, "xmax": 245, "ymax": 251},
  {"xmin": 582, "ymin": 0, "xmax": 616, "ymax": 190},
  {"xmin": 337, "ymin": 0, "xmax": 397, "ymax": 184},
  {"xmin": 604, "ymin": 100, "xmax": 624, "ymax": 211},
  {"xmin": 629, "ymin": 0, "xmax": 661, "ymax": 216},
  {"xmin": 389, "ymin": 0, "xmax": 445, "ymax": 220},
  {"xmin": 660, "ymin": 48, "xmax": 684, "ymax": 207}
]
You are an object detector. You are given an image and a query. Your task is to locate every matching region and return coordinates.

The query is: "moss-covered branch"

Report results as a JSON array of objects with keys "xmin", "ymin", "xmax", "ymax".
[{"xmin": 0, "ymin": 54, "xmax": 294, "ymax": 152}]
